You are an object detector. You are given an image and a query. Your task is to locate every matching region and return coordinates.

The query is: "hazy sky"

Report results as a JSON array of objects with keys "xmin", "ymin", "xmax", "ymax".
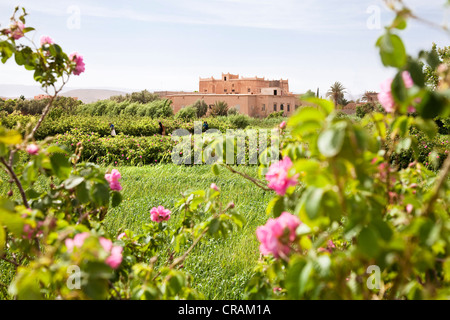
[{"xmin": 0, "ymin": 0, "xmax": 449, "ymax": 99}]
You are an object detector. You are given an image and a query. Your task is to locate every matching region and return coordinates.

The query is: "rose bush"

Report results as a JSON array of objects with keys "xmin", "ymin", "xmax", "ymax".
[
  {"xmin": 238, "ymin": 2, "xmax": 450, "ymax": 300},
  {"xmin": 0, "ymin": 7, "xmax": 245, "ymax": 300}
]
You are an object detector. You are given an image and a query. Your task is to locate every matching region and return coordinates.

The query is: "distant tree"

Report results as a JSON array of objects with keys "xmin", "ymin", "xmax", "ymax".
[
  {"xmin": 211, "ymin": 101, "xmax": 228, "ymax": 117},
  {"xmin": 192, "ymin": 99, "xmax": 208, "ymax": 118},
  {"xmin": 303, "ymin": 89, "xmax": 315, "ymax": 98},
  {"xmin": 326, "ymin": 82, "xmax": 347, "ymax": 108},
  {"xmin": 110, "ymin": 90, "xmax": 160, "ymax": 104},
  {"xmin": 175, "ymin": 106, "xmax": 197, "ymax": 121},
  {"xmin": 423, "ymin": 43, "xmax": 450, "ymax": 90}
]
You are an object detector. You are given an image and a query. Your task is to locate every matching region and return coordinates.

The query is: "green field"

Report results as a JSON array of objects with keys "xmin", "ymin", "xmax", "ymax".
[
  {"xmin": 0, "ymin": 163, "xmax": 272, "ymax": 299},
  {"xmin": 105, "ymin": 164, "xmax": 271, "ymax": 299}
]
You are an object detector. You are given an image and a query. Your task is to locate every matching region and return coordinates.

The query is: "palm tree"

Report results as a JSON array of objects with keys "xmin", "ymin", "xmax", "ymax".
[
  {"xmin": 361, "ymin": 91, "xmax": 377, "ymax": 105},
  {"xmin": 211, "ymin": 101, "xmax": 228, "ymax": 117},
  {"xmin": 326, "ymin": 82, "xmax": 346, "ymax": 108}
]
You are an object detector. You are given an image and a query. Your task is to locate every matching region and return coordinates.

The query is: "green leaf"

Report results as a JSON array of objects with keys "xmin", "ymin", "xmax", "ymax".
[
  {"xmin": 76, "ymin": 182, "xmax": 90, "ymax": 204},
  {"xmin": 414, "ymin": 118, "xmax": 438, "ymax": 139},
  {"xmin": 0, "ymin": 226, "xmax": 5, "ymax": 256},
  {"xmin": 317, "ymin": 124, "xmax": 346, "ymax": 157},
  {"xmin": 111, "ymin": 191, "xmax": 122, "ymax": 208},
  {"xmin": 0, "ymin": 208, "xmax": 24, "ymax": 237},
  {"xmin": 304, "ymin": 188, "xmax": 324, "ymax": 220},
  {"xmin": 49, "ymin": 153, "xmax": 71, "ymax": 180},
  {"xmin": 391, "ymin": 71, "xmax": 408, "ymax": 105},
  {"xmin": 416, "ymin": 91, "xmax": 448, "ymax": 119},
  {"xmin": 391, "ymin": 15, "xmax": 407, "ymax": 30},
  {"xmin": 208, "ymin": 218, "xmax": 220, "ymax": 235},
  {"xmin": 407, "ymin": 60, "xmax": 425, "ymax": 87},
  {"xmin": 0, "ymin": 128, "xmax": 22, "ymax": 145},
  {"xmin": 91, "ymin": 183, "xmax": 110, "ymax": 206},
  {"xmin": 63, "ymin": 175, "xmax": 85, "ymax": 190},
  {"xmin": 376, "ymin": 33, "xmax": 407, "ymax": 68},
  {"xmin": 396, "ymin": 137, "xmax": 412, "ymax": 153},
  {"xmin": 358, "ymin": 226, "xmax": 380, "ymax": 258},
  {"xmin": 266, "ymin": 196, "xmax": 284, "ymax": 217},
  {"xmin": 212, "ymin": 163, "xmax": 220, "ymax": 176}
]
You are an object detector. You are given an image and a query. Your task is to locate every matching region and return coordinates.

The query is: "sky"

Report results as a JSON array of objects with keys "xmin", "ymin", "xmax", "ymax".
[{"xmin": 0, "ymin": 0, "xmax": 449, "ymax": 100}]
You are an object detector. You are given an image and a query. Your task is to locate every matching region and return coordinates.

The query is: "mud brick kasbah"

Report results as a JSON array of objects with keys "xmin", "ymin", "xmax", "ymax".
[{"xmin": 161, "ymin": 73, "xmax": 303, "ymax": 118}]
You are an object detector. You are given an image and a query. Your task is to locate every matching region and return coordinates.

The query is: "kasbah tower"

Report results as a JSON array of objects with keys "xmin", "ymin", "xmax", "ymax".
[{"xmin": 163, "ymin": 73, "xmax": 301, "ymax": 118}]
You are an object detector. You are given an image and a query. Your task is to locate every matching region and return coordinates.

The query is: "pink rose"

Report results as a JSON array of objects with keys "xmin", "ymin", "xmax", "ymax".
[
  {"xmin": 69, "ymin": 52, "xmax": 85, "ymax": 76},
  {"xmin": 266, "ymin": 157, "xmax": 299, "ymax": 196},
  {"xmin": 8, "ymin": 21, "xmax": 25, "ymax": 40},
  {"xmin": 280, "ymin": 121, "xmax": 287, "ymax": 129},
  {"xmin": 150, "ymin": 206, "xmax": 171, "ymax": 223},
  {"xmin": 40, "ymin": 35, "xmax": 54, "ymax": 46},
  {"xmin": 105, "ymin": 169, "xmax": 122, "ymax": 191},
  {"xmin": 65, "ymin": 232, "xmax": 90, "ymax": 253},
  {"xmin": 256, "ymin": 212, "xmax": 301, "ymax": 258},
  {"xmin": 105, "ymin": 246, "xmax": 123, "ymax": 269},
  {"xmin": 117, "ymin": 232, "xmax": 126, "ymax": 240},
  {"xmin": 26, "ymin": 144, "xmax": 39, "ymax": 155},
  {"xmin": 378, "ymin": 71, "xmax": 415, "ymax": 113},
  {"xmin": 210, "ymin": 183, "xmax": 219, "ymax": 191},
  {"xmin": 406, "ymin": 204, "xmax": 413, "ymax": 214}
]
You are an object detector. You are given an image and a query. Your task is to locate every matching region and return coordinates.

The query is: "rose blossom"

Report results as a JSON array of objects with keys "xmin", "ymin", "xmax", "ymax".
[
  {"xmin": 266, "ymin": 157, "xmax": 299, "ymax": 196},
  {"xmin": 280, "ymin": 121, "xmax": 287, "ymax": 129},
  {"xmin": 105, "ymin": 169, "xmax": 122, "ymax": 191},
  {"xmin": 378, "ymin": 71, "xmax": 415, "ymax": 113},
  {"xmin": 69, "ymin": 52, "xmax": 85, "ymax": 76},
  {"xmin": 150, "ymin": 206, "xmax": 171, "ymax": 222},
  {"xmin": 210, "ymin": 183, "xmax": 219, "ymax": 191},
  {"xmin": 26, "ymin": 143, "xmax": 39, "ymax": 155},
  {"xmin": 256, "ymin": 212, "xmax": 301, "ymax": 258},
  {"xmin": 8, "ymin": 21, "xmax": 25, "ymax": 40},
  {"xmin": 65, "ymin": 232, "xmax": 90, "ymax": 253},
  {"xmin": 40, "ymin": 35, "xmax": 54, "ymax": 46}
]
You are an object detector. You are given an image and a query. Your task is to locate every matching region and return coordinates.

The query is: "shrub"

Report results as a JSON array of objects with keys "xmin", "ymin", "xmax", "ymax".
[
  {"xmin": 211, "ymin": 101, "xmax": 228, "ymax": 117},
  {"xmin": 266, "ymin": 111, "xmax": 284, "ymax": 119},
  {"xmin": 175, "ymin": 106, "xmax": 197, "ymax": 121},
  {"xmin": 227, "ymin": 107, "xmax": 238, "ymax": 116},
  {"xmin": 228, "ymin": 114, "xmax": 250, "ymax": 129},
  {"xmin": 192, "ymin": 99, "xmax": 208, "ymax": 118}
]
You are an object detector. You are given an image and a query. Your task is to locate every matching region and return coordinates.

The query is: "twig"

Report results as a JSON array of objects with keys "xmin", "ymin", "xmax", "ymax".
[
  {"xmin": 220, "ymin": 164, "xmax": 272, "ymax": 191},
  {"xmin": 0, "ymin": 157, "xmax": 29, "ymax": 208},
  {"xmin": 0, "ymin": 255, "xmax": 19, "ymax": 268},
  {"xmin": 422, "ymin": 154, "xmax": 450, "ymax": 216}
]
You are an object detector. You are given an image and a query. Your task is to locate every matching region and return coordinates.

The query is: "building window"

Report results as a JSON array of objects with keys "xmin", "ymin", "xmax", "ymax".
[
  {"xmin": 287, "ymin": 104, "xmax": 290, "ymax": 112},
  {"xmin": 280, "ymin": 104, "xmax": 284, "ymax": 111},
  {"xmin": 248, "ymin": 88, "xmax": 251, "ymax": 93},
  {"xmin": 224, "ymin": 89, "xmax": 227, "ymax": 93},
  {"xmin": 232, "ymin": 89, "xmax": 235, "ymax": 93},
  {"xmin": 274, "ymin": 103, "xmax": 277, "ymax": 111},
  {"xmin": 274, "ymin": 90, "xmax": 278, "ymax": 96},
  {"xmin": 262, "ymin": 104, "xmax": 265, "ymax": 111},
  {"xmin": 224, "ymin": 76, "xmax": 227, "ymax": 81}
]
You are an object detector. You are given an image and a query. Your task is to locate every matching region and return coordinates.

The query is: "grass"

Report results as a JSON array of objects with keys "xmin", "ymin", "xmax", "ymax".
[
  {"xmin": 104, "ymin": 164, "xmax": 272, "ymax": 299},
  {"xmin": 0, "ymin": 163, "xmax": 272, "ymax": 300}
]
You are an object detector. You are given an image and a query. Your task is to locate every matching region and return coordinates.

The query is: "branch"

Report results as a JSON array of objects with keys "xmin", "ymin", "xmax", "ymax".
[
  {"xmin": 0, "ymin": 157, "xmax": 29, "ymax": 208},
  {"xmin": 220, "ymin": 164, "xmax": 272, "ymax": 191},
  {"xmin": 169, "ymin": 227, "xmax": 209, "ymax": 269},
  {"xmin": 28, "ymin": 94, "xmax": 55, "ymax": 140},
  {"xmin": 422, "ymin": 154, "xmax": 450, "ymax": 216}
]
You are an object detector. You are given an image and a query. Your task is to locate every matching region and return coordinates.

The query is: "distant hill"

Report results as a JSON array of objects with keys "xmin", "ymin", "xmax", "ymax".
[{"xmin": 60, "ymin": 89, "xmax": 128, "ymax": 103}]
